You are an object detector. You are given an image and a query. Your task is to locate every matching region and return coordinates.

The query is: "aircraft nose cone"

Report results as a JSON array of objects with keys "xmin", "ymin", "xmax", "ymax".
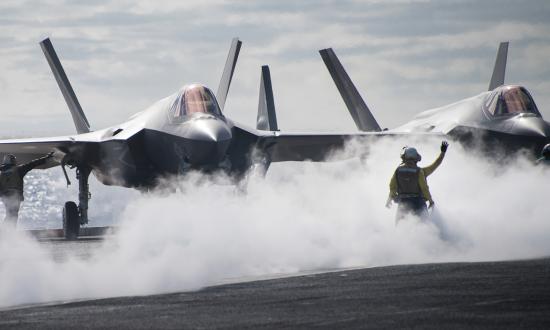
[
  {"xmin": 188, "ymin": 118, "xmax": 232, "ymax": 142},
  {"xmin": 508, "ymin": 116, "xmax": 550, "ymax": 154},
  {"xmin": 183, "ymin": 118, "xmax": 232, "ymax": 165},
  {"xmin": 513, "ymin": 117, "xmax": 550, "ymax": 138}
]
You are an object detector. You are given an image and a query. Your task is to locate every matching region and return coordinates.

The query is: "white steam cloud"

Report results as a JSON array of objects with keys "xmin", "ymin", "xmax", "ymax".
[{"xmin": 1, "ymin": 137, "xmax": 549, "ymax": 308}]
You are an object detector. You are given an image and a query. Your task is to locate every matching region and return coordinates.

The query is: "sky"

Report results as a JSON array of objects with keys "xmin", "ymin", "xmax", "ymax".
[{"xmin": 0, "ymin": 0, "xmax": 549, "ymax": 136}]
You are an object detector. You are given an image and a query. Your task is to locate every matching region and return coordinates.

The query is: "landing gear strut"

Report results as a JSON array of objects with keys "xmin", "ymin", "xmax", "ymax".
[{"xmin": 62, "ymin": 165, "xmax": 91, "ymax": 240}]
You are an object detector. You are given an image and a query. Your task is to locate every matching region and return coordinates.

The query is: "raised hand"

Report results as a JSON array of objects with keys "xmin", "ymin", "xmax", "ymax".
[{"xmin": 440, "ymin": 141, "xmax": 449, "ymax": 153}]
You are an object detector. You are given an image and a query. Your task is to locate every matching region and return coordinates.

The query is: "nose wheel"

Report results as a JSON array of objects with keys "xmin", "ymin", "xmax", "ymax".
[{"xmin": 62, "ymin": 201, "xmax": 79, "ymax": 240}]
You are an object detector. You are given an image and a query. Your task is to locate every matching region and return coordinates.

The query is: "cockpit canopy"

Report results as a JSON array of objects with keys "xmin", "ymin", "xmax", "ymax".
[
  {"xmin": 484, "ymin": 86, "xmax": 540, "ymax": 117},
  {"xmin": 170, "ymin": 84, "xmax": 222, "ymax": 121}
]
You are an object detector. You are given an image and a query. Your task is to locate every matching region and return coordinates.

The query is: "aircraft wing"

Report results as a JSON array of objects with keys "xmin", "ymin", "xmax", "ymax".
[
  {"xmin": 0, "ymin": 135, "xmax": 94, "ymax": 169},
  {"xmin": 255, "ymin": 130, "xmax": 443, "ymax": 162},
  {"xmin": 258, "ymin": 132, "xmax": 369, "ymax": 162}
]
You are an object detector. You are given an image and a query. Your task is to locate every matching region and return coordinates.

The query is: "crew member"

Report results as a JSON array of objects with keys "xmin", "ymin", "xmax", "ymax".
[
  {"xmin": 0, "ymin": 153, "xmax": 53, "ymax": 226},
  {"xmin": 536, "ymin": 144, "xmax": 550, "ymax": 165},
  {"xmin": 386, "ymin": 141, "xmax": 448, "ymax": 221}
]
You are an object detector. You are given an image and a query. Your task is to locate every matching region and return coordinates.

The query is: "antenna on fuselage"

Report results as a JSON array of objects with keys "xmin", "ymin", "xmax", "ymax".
[
  {"xmin": 40, "ymin": 38, "xmax": 91, "ymax": 134},
  {"xmin": 216, "ymin": 38, "xmax": 242, "ymax": 111},
  {"xmin": 488, "ymin": 42, "xmax": 509, "ymax": 91}
]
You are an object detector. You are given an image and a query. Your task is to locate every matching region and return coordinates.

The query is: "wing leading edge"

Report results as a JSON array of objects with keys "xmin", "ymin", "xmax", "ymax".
[{"xmin": 0, "ymin": 136, "xmax": 75, "ymax": 169}]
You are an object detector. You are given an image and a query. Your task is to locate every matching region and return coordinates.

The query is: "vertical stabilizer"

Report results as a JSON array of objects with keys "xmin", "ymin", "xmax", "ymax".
[
  {"xmin": 257, "ymin": 65, "xmax": 279, "ymax": 131},
  {"xmin": 40, "ymin": 38, "xmax": 90, "ymax": 134},
  {"xmin": 216, "ymin": 38, "xmax": 242, "ymax": 111},
  {"xmin": 319, "ymin": 48, "xmax": 381, "ymax": 132},
  {"xmin": 488, "ymin": 42, "xmax": 509, "ymax": 91}
]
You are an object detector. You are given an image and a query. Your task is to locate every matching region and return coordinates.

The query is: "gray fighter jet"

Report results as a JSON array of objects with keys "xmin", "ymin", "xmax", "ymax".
[
  {"xmin": 319, "ymin": 42, "xmax": 550, "ymax": 156},
  {"xmin": 0, "ymin": 38, "xmax": 368, "ymax": 239}
]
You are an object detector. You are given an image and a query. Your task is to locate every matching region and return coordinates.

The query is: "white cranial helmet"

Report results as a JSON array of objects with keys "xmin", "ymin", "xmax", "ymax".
[{"xmin": 400, "ymin": 147, "xmax": 421, "ymax": 162}]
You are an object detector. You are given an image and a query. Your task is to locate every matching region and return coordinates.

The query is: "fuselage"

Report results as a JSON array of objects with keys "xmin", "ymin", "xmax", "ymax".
[
  {"xmin": 82, "ymin": 84, "xmax": 240, "ymax": 188},
  {"xmin": 392, "ymin": 85, "xmax": 550, "ymax": 155},
  {"xmin": 72, "ymin": 83, "xmax": 550, "ymax": 188}
]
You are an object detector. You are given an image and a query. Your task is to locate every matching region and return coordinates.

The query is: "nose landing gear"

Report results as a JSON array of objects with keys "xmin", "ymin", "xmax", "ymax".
[{"xmin": 62, "ymin": 166, "xmax": 91, "ymax": 240}]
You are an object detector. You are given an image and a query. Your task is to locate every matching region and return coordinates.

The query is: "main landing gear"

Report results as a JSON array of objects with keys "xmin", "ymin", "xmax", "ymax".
[{"xmin": 61, "ymin": 165, "xmax": 91, "ymax": 240}]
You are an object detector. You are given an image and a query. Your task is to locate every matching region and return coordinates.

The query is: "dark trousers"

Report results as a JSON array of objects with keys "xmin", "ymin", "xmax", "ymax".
[
  {"xmin": 1, "ymin": 192, "xmax": 22, "ymax": 226},
  {"xmin": 396, "ymin": 196, "xmax": 428, "ymax": 222}
]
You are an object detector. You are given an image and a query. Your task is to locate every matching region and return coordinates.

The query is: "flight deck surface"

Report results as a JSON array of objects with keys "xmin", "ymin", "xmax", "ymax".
[{"xmin": 1, "ymin": 256, "xmax": 549, "ymax": 329}]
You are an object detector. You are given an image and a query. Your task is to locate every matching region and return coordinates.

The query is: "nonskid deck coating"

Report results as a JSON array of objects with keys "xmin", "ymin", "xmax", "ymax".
[{"xmin": 1, "ymin": 258, "xmax": 549, "ymax": 329}]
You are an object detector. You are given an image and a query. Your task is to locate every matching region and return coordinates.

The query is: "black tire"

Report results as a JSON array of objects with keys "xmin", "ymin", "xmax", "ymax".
[{"xmin": 63, "ymin": 201, "xmax": 80, "ymax": 240}]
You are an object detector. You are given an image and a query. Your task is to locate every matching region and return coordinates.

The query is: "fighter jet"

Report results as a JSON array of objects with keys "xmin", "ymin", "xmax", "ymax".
[
  {"xmin": 319, "ymin": 42, "xmax": 550, "ymax": 156},
  {"xmin": 0, "ymin": 38, "xmax": 369, "ymax": 239}
]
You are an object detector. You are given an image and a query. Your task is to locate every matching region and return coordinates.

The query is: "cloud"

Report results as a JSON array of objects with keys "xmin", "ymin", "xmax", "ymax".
[{"xmin": 0, "ymin": 0, "xmax": 549, "ymax": 134}]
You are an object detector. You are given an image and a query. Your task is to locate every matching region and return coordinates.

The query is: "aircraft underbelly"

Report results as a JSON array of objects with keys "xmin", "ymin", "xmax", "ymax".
[
  {"xmin": 143, "ymin": 129, "xmax": 230, "ymax": 174},
  {"xmin": 448, "ymin": 125, "xmax": 548, "ymax": 155},
  {"xmin": 89, "ymin": 128, "xmax": 235, "ymax": 189},
  {"xmin": 92, "ymin": 134, "xmax": 155, "ymax": 188}
]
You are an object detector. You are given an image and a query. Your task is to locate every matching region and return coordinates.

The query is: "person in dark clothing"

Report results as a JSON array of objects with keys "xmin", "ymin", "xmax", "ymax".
[
  {"xmin": 386, "ymin": 141, "xmax": 448, "ymax": 222},
  {"xmin": 0, "ymin": 153, "xmax": 53, "ymax": 226}
]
